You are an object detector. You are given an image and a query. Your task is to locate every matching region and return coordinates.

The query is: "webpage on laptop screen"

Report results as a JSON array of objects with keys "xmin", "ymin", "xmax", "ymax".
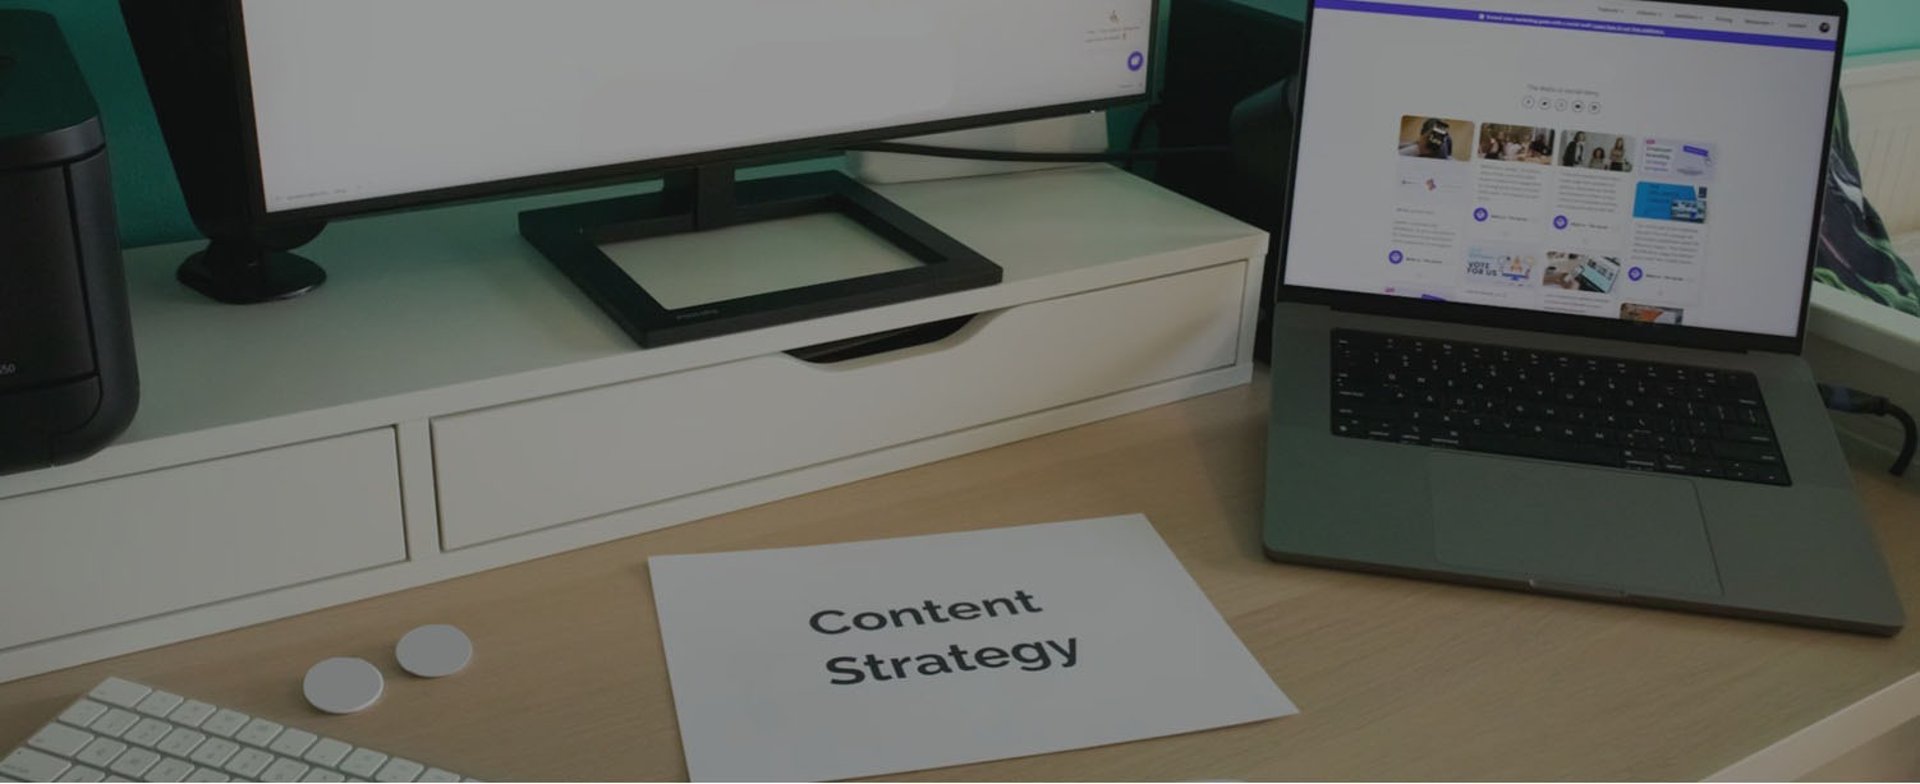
[{"xmin": 1283, "ymin": 0, "xmax": 1841, "ymax": 338}]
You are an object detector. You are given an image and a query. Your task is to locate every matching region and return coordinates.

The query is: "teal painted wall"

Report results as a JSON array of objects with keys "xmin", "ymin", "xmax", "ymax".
[
  {"xmin": 0, "ymin": 0, "xmax": 194, "ymax": 246},
  {"xmin": 6, "ymin": 0, "xmax": 1916, "ymax": 248},
  {"xmin": 1846, "ymin": 0, "xmax": 1920, "ymax": 56}
]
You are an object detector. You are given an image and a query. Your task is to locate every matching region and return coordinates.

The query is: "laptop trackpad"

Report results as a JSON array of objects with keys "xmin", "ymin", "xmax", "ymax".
[{"xmin": 1430, "ymin": 453, "xmax": 1723, "ymax": 597}]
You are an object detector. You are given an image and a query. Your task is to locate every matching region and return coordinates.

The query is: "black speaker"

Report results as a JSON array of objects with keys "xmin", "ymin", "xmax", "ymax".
[
  {"xmin": 119, "ymin": 0, "xmax": 327, "ymax": 304},
  {"xmin": 1152, "ymin": 0, "xmax": 1305, "ymax": 361},
  {"xmin": 0, "ymin": 11, "xmax": 140, "ymax": 475}
]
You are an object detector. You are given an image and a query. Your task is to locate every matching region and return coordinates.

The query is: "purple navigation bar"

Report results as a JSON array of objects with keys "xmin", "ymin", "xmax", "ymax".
[{"xmin": 1316, "ymin": 0, "xmax": 1837, "ymax": 51}]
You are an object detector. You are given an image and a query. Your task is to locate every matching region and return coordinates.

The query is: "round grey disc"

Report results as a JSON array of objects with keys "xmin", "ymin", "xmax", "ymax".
[
  {"xmin": 395, "ymin": 624, "xmax": 472, "ymax": 678},
  {"xmin": 303, "ymin": 657, "xmax": 384, "ymax": 715}
]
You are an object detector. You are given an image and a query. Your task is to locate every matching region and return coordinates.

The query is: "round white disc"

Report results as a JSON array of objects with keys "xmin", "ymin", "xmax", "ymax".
[
  {"xmin": 395, "ymin": 624, "xmax": 472, "ymax": 678},
  {"xmin": 303, "ymin": 657, "xmax": 384, "ymax": 715}
]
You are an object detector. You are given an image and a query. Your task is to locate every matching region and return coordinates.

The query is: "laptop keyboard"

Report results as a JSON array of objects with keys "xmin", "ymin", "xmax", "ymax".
[{"xmin": 1329, "ymin": 329, "xmax": 1791, "ymax": 486}]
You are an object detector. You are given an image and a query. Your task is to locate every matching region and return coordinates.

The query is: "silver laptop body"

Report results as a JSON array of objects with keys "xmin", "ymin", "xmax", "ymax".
[{"xmin": 1264, "ymin": 0, "xmax": 1903, "ymax": 634}]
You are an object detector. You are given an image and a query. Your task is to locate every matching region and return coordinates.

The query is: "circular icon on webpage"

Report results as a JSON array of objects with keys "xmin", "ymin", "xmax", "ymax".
[
  {"xmin": 1821, "ymin": 22, "xmax": 1832, "ymax": 33},
  {"xmin": 1389, "ymin": 250, "xmax": 1405, "ymax": 265},
  {"xmin": 1555, "ymin": 99, "xmax": 1570, "ymax": 111},
  {"xmin": 1554, "ymin": 215, "xmax": 1570, "ymax": 230},
  {"xmin": 1573, "ymin": 101, "xmax": 1586, "ymax": 113},
  {"xmin": 1588, "ymin": 102, "xmax": 1602, "ymax": 115},
  {"xmin": 1522, "ymin": 95, "xmax": 1537, "ymax": 109},
  {"xmin": 1474, "ymin": 208, "xmax": 1490, "ymax": 222},
  {"xmin": 1127, "ymin": 51, "xmax": 1145, "ymax": 72},
  {"xmin": 1629, "ymin": 267, "xmax": 1645, "ymax": 282}
]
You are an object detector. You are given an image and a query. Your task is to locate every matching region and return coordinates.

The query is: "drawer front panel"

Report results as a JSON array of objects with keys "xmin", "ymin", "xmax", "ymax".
[
  {"xmin": 0, "ymin": 429, "xmax": 408, "ymax": 650},
  {"xmin": 434, "ymin": 263, "xmax": 1246, "ymax": 548}
]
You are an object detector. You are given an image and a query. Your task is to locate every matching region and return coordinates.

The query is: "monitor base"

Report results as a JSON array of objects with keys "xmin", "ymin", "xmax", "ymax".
[
  {"xmin": 520, "ymin": 165, "xmax": 1003, "ymax": 348},
  {"xmin": 178, "ymin": 242, "xmax": 328, "ymax": 305}
]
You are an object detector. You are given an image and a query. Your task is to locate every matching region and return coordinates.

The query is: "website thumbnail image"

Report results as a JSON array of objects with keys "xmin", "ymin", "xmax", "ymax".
[
  {"xmin": 1478, "ymin": 123, "xmax": 1554, "ymax": 166},
  {"xmin": 1397, "ymin": 115, "xmax": 1473, "ymax": 161},
  {"xmin": 1560, "ymin": 131, "xmax": 1634, "ymax": 172}
]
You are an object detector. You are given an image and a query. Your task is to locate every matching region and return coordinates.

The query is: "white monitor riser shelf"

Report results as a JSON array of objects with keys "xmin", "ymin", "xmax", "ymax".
[{"xmin": 0, "ymin": 164, "xmax": 1269, "ymax": 683}]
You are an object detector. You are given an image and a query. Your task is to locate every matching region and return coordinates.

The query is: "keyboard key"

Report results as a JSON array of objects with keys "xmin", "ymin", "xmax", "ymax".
[
  {"xmin": 55, "ymin": 765, "xmax": 105, "ymax": 782},
  {"xmin": 236, "ymin": 718, "xmax": 285, "ymax": 748},
  {"xmin": 302, "ymin": 739, "xmax": 352, "ymax": 769},
  {"xmin": 261, "ymin": 758, "xmax": 310, "ymax": 782},
  {"xmin": 185, "ymin": 769, "xmax": 230, "ymax": 783},
  {"xmin": 1360, "ymin": 419, "xmax": 1396, "ymax": 440},
  {"xmin": 168, "ymin": 702, "xmax": 217, "ymax": 729},
  {"xmin": 300, "ymin": 770, "xmax": 346, "ymax": 783},
  {"xmin": 1332, "ymin": 417, "xmax": 1363, "ymax": 438},
  {"xmin": 88, "ymin": 679, "xmax": 153, "ymax": 710},
  {"xmin": 134, "ymin": 692, "xmax": 185, "ymax": 719},
  {"xmin": 338, "ymin": 749, "xmax": 388, "ymax": 778},
  {"xmin": 1462, "ymin": 434, "xmax": 1625, "ymax": 468},
  {"xmin": 124, "ymin": 718, "xmax": 174, "ymax": 748},
  {"xmin": 374, "ymin": 758, "xmax": 423, "ymax": 782},
  {"xmin": 199, "ymin": 711, "xmax": 249, "ymax": 739},
  {"xmin": 268, "ymin": 729, "xmax": 318, "ymax": 758},
  {"xmin": 158, "ymin": 729, "xmax": 207, "ymax": 758},
  {"xmin": 188, "ymin": 739, "xmax": 240, "ymax": 769},
  {"xmin": 222, "ymin": 748, "xmax": 274, "ymax": 778},
  {"xmin": 418, "ymin": 769, "xmax": 460, "ymax": 783},
  {"xmin": 90, "ymin": 710, "xmax": 140, "ymax": 738},
  {"xmin": 108, "ymin": 747, "xmax": 159, "ymax": 778},
  {"xmin": 58, "ymin": 700, "xmax": 110, "ymax": 729},
  {"xmin": 1727, "ymin": 461, "xmax": 1789, "ymax": 485},
  {"xmin": 74, "ymin": 738, "xmax": 128, "ymax": 769},
  {"xmin": 146, "ymin": 757, "xmax": 195, "ymax": 783},
  {"xmin": 28, "ymin": 723, "xmax": 95, "ymax": 756},
  {"xmin": 1658, "ymin": 454, "xmax": 1699, "ymax": 474},
  {"xmin": 2, "ymin": 748, "xmax": 72, "ymax": 780},
  {"xmin": 1713, "ymin": 441, "xmax": 1782, "ymax": 464}
]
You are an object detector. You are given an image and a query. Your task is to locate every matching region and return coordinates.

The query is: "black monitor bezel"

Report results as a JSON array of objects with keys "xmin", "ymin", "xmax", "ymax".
[
  {"xmin": 1276, "ymin": 0, "xmax": 1850, "ymax": 356},
  {"xmin": 219, "ymin": 0, "xmax": 1162, "ymax": 227}
]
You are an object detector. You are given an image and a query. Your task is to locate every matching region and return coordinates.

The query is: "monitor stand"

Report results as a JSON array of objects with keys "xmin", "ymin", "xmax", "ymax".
[
  {"xmin": 177, "ymin": 235, "xmax": 329, "ymax": 305},
  {"xmin": 519, "ymin": 164, "xmax": 1003, "ymax": 348}
]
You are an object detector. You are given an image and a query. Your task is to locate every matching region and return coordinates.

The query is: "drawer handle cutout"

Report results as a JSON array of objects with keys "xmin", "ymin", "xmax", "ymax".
[{"xmin": 786, "ymin": 315, "xmax": 979, "ymax": 365}]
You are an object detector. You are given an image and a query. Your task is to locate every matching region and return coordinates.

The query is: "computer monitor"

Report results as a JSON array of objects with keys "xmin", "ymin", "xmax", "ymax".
[{"xmin": 124, "ymin": 0, "xmax": 1158, "ymax": 345}]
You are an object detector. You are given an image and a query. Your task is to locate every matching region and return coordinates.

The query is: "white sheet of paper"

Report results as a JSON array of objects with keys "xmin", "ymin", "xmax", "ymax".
[{"xmin": 648, "ymin": 515, "xmax": 1297, "ymax": 782}]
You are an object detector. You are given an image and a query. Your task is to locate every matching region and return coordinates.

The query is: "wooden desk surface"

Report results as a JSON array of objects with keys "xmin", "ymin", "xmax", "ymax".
[{"xmin": 4, "ymin": 378, "xmax": 1917, "ymax": 781}]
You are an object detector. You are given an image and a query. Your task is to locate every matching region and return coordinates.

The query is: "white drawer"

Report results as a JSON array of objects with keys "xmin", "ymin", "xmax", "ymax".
[
  {"xmin": 0, "ymin": 430, "xmax": 408, "ymax": 650},
  {"xmin": 433, "ymin": 262, "xmax": 1248, "ymax": 548}
]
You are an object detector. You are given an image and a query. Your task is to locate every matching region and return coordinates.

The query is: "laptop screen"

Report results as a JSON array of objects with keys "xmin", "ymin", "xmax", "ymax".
[{"xmin": 1282, "ymin": 0, "xmax": 1842, "ymax": 339}]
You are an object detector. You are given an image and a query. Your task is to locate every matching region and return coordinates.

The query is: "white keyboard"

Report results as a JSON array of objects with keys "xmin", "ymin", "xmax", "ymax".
[{"xmin": 1, "ymin": 678, "xmax": 473, "ymax": 783}]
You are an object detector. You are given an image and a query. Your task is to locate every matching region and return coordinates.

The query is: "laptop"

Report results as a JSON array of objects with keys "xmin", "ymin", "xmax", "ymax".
[{"xmin": 1265, "ymin": 0, "xmax": 1905, "ymax": 634}]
